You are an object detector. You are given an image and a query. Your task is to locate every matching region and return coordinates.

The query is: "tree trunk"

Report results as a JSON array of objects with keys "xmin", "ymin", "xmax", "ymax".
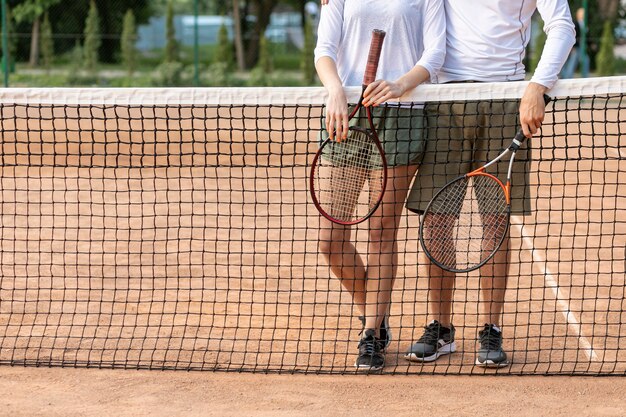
[
  {"xmin": 597, "ymin": 0, "xmax": 619, "ymax": 20},
  {"xmin": 299, "ymin": 0, "xmax": 306, "ymax": 29},
  {"xmin": 29, "ymin": 17, "xmax": 40, "ymax": 67},
  {"xmin": 233, "ymin": 0, "xmax": 245, "ymax": 71},
  {"xmin": 244, "ymin": 0, "xmax": 276, "ymax": 69}
]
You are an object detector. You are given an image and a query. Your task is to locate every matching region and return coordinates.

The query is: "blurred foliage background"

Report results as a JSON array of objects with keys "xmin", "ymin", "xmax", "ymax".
[{"xmin": 0, "ymin": 0, "xmax": 624, "ymax": 87}]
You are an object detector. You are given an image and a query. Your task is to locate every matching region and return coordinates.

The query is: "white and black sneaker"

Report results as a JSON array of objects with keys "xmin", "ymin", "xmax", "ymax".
[
  {"xmin": 405, "ymin": 320, "xmax": 456, "ymax": 362},
  {"xmin": 475, "ymin": 324, "xmax": 509, "ymax": 368},
  {"xmin": 355, "ymin": 329, "xmax": 385, "ymax": 371}
]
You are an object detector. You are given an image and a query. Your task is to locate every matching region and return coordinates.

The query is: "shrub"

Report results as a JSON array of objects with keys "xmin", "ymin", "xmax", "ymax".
[
  {"xmin": 121, "ymin": 9, "xmax": 137, "ymax": 77},
  {"xmin": 596, "ymin": 20, "xmax": 616, "ymax": 76},
  {"xmin": 40, "ymin": 13, "xmax": 54, "ymax": 72},
  {"xmin": 83, "ymin": 0, "xmax": 101, "ymax": 75},
  {"xmin": 151, "ymin": 61, "xmax": 187, "ymax": 86}
]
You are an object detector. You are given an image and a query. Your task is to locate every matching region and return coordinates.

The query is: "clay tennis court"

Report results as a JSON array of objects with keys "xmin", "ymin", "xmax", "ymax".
[
  {"xmin": 0, "ymin": 83, "xmax": 625, "ymax": 413},
  {"xmin": 1, "ymin": 87, "xmax": 625, "ymax": 373}
]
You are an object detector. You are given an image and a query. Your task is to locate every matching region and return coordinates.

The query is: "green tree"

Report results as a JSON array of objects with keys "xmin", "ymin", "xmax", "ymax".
[
  {"xmin": 39, "ymin": 12, "xmax": 54, "ymax": 72},
  {"xmin": 83, "ymin": 0, "xmax": 101, "ymax": 74},
  {"xmin": 12, "ymin": 0, "xmax": 61, "ymax": 67},
  {"xmin": 152, "ymin": 0, "xmax": 223, "ymax": 14},
  {"xmin": 0, "ymin": 5, "xmax": 17, "ymax": 72},
  {"xmin": 301, "ymin": 16, "xmax": 315, "ymax": 85},
  {"xmin": 234, "ymin": 0, "xmax": 280, "ymax": 68},
  {"xmin": 121, "ymin": 9, "xmax": 137, "ymax": 77},
  {"xmin": 164, "ymin": 0, "xmax": 178, "ymax": 63},
  {"xmin": 214, "ymin": 23, "xmax": 234, "ymax": 69},
  {"xmin": 248, "ymin": 34, "xmax": 273, "ymax": 86},
  {"xmin": 69, "ymin": 40, "xmax": 82, "ymax": 76},
  {"xmin": 257, "ymin": 34, "xmax": 272, "ymax": 73},
  {"xmin": 27, "ymin": 1, "xmax": 151, "ymax": 63},
  {"xmin": 596, "ymin": 20, "xmax": 616, "ymax": 76}
]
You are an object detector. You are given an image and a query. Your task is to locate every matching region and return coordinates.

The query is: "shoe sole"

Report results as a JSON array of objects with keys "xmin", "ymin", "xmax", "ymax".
[
  {"xmin": 475, "ymin": 358, "xmax": 510, "ymax": 368},
  {"xmin": 354, "ymin": 362, "xmax": 384, "ymax": 371},
  {"xmin": 404, "ymin": 342, "xmax": 456, "ymax": 363}
]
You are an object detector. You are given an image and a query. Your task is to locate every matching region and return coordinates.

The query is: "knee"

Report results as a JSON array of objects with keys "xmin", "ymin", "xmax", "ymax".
[
  {"xmin": 318, "ymin": 229, "xmax": 344, "ymax": 257},
  {"xmin": 369, "ymin": 216, "xmax": 399, "ymax": 243},
  {"xmin": 318, "ymin": 237, "xmax": 334, "ymax": 258}
]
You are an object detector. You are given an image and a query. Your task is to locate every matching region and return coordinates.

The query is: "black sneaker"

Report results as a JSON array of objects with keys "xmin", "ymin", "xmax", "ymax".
[
  {"xmin": 405, "ymin": 320, "xmax": 456, "ymax": 362},
  {"xmin": 475, "ymin": 324, "xmax": 509, "ymax": 368},
  {"xmin": 355, "ymin": 329, "xmax": 385, "ymax": 371},
  {"xmin": 358, "ymin": 315, "xmax": 391, "ymax": 349}
]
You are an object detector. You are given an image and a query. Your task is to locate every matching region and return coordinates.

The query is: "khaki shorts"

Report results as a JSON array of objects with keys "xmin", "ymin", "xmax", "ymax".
[
  {"xmin": 320, "ymin": 105, "xmax": 426, "ymax": 167},
  {"xmin": 406, "ymin": 100, "xmax": 531, "ymax": 214}
]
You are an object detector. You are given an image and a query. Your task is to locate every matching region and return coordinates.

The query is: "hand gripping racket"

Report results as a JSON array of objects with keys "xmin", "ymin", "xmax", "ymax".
[
  {"xmin": 310, "ymin": 29, "xmax": 387, "ymax": 225},
  {"xmin": 419, "ymin": 95, "xmax": 551, "ymax": 273}
]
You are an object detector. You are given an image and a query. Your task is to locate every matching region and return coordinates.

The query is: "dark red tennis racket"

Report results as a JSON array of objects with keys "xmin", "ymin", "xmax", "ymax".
[{"xmin": 310, "ymin": 29, "xmax": 387, "ymax": 225}]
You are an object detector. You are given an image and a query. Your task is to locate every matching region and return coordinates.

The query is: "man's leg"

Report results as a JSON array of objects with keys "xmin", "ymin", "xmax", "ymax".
[
  {"xmin": 476, "ymin": 234, "xmax": 510, "ymax": 367},
  {"xmin": 405, "ymin": 214, "xmax": 457, "ymax": 362},
  {"xmin": 429, "ymin": 259, "xmax": 455, "ymax": 328}
]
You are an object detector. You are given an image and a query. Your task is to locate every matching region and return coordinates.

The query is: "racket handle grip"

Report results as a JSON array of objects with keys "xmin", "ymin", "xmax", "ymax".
[
  {"xmin": 511, "ymin": 94, "xmax": 552, "ymax": 149},
  {"xmin": 363, "ymin": 30, "xmax": 386, "ymax": 86}
]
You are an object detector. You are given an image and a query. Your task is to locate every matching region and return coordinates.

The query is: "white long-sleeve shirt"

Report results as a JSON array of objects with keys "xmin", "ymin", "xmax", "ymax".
[
  {"xmin": 314, "ymin": 0, "xmax": 446, "ymax": 87},
  {"xmin": 440, "ymin": 0, "xmax": 575, "ymax": 88}
]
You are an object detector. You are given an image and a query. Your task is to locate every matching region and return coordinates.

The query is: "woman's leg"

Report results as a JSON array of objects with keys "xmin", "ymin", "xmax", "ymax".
[
  {"xmin": 317, "ymin": 163, "xmax": 368, "ymax": 314},
  {"xmin": 318, "ymin": 217, "xmax": 367, "ymax": 314},
  {"xmin": 363, "ymin": 164, "xmax": 419, "ymax": 335}
]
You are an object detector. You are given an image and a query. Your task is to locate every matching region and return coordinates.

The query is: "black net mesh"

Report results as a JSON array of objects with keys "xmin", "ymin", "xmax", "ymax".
[{"xmin": 0, "ymin": 80, "xmax": 625, "ymax": 374}]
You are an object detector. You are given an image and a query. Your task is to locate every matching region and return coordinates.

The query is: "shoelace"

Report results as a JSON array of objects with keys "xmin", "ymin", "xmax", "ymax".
[
  {"xmin": 417, "ymin": 323, "xmax": 442, "ymax": 345},
  {"xmin": 479, "ymin": 328, "xmax": 502, "ymax": 351},
  {"xmin": 359, "ymin": 337, "xmax": 383, "ymax": 356}
]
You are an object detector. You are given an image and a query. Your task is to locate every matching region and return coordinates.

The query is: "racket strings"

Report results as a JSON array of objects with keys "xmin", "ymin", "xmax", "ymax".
[
  {"xmin": 422, "ymin": 175, "xmax": 509, "ymax": 271},
  {"xmin": 314, "ymin": 128, "xmax": 385, "ymax": 223}
]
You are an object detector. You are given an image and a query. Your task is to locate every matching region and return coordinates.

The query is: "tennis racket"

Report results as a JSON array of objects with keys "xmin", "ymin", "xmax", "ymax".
[
  {"xmin": 310, "ymin": 29, "xmax": 387, "ymax": 225},
  {"xmin": 419, "ymin": 95, "xmax": 551, "ymax": 273}
]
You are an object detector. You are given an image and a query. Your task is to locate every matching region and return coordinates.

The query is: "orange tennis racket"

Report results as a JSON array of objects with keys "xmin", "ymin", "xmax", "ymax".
[{"xmin": 419, "ymin": 95, "xmax": 551, "ymax": 272}]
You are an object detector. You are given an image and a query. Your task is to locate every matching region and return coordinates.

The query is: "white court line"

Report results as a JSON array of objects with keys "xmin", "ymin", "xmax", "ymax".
[{"xmin": 511, "ymin": 217, "xmax": 600, "ymax": 362}]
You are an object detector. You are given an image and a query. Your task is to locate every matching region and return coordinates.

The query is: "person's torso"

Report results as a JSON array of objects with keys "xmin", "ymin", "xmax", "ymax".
[
  {"xmin": 440, "ymin": 0, "xmax": 538, "ymax": 82},
  {"xmin": 337, "ymin": 0, "xmax": 430, "ymax": 86}
]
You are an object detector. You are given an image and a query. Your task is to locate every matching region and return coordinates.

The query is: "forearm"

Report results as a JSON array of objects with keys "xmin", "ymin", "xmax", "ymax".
[
  {"xmin": 316, "ymin": 56, "xmax": 344, "ymax": 94},
  {"xmin": 316, "ymin": 56, "xmax": 349, "ymax": 140},
  {"xmin": 533, "ymin": 0, "xmax": 576, "ymax": 88},
  {"xmin": 395, "ymin": 65, "xmax": 431, "ymax": 96}
]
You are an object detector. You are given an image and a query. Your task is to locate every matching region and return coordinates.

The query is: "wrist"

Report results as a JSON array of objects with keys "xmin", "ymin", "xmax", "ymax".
[
  {"xmin": 326, "ymin": 83, "xmax": 344, "ymax": 95},
  {"xmin": 395, "ymin": 79, "xmax": 409, "ymax": 96},
  {"xmin": 527, "ymin": 82, "xmax": 548, "ymax": 94}
]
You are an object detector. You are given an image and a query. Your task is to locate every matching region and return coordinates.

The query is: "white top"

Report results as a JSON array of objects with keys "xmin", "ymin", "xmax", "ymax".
[
  {"xmin": 440, "ymin": 0, "xmax": 576, "ymax": 89},
  {"xmin": 314, "ymin": 0, "xmax": 446, "ymax": 86}
]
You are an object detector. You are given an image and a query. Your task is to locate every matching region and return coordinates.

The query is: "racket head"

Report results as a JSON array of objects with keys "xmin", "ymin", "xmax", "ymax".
[
  {"xmin": 419, "ymin": 173, "xmax": 511, "ymax": 273},
  {"xmin": 310, "ymin": 124, "xmax": 387, "ymax": 225}
]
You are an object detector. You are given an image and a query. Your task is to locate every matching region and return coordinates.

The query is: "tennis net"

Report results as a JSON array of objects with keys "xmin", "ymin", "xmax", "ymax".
[{"xmin": 0, "ymin": 78, "xmax": 625, "ymax": 375}]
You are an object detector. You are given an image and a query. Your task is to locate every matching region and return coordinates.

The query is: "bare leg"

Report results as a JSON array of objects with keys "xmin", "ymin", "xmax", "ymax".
[
  {"xmin": 364, "ymin": 165, "xmax": 418, "ymax": 335},
  {"xmin": 318, "ymin": 164, "xmax": 369, "ymax": 314},
  {"xmin": 319, "ymin": 219, "xmax": 367, "ymax": 315},
  {"xmin": 480, "ymin": 235, "xmax": 509, "ymax": 326},
  {"xmin": 424, "ymin": 216, "xmax": 455, "ymax": 328},
  {"xmin": 427, "ymin": 261, "xmax": 455, "ymax": 328}
]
